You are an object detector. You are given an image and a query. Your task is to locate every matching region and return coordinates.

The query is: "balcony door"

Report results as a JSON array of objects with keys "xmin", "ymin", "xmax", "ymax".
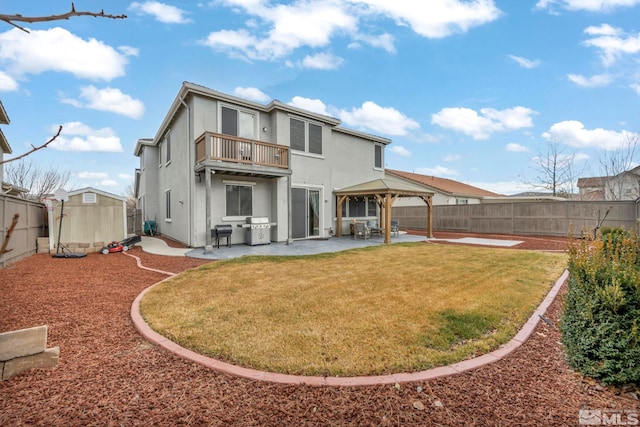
[
  {"xmin": 292, "ymin": 187, "xmax": 321, "ymax": 239},
  {"xmin": 221, "ymin": 106, "xmax": 256, "ymax": 139}
]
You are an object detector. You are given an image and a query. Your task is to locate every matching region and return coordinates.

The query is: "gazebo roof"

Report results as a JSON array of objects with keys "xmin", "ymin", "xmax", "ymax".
[{"xmin": 335, "ymin": 178, "xmax": 434, "ymax": 198}]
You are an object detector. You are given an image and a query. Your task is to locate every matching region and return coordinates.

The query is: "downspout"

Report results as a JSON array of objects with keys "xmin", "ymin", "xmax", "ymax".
[
  {"xmin": 178, "ymin": 96, "xmax": 193, "ymax": 247},
  {"xmin": 287, "ymin": 148, "xmax": 293, "ymax": 244}
]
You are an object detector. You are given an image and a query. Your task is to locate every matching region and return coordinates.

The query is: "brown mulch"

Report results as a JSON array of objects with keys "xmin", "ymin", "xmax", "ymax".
[{"xmin": 1, "ymin": 236, "xmax": 637, "ymax": 426}]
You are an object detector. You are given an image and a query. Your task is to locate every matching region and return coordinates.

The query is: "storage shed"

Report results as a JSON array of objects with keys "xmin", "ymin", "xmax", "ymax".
[{"xmin": 45, "ymin": 187, "xmax": 127, "ymax": 254}]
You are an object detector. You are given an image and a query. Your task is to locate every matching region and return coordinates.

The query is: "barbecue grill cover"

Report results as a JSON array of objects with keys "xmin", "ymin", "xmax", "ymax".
[{"xmin": 212, "ymin": 225, "xmax": 233, "ymax": 237}]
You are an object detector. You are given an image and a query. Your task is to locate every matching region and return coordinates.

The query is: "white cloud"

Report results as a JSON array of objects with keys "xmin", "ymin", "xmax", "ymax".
[
  {"xmin": 630, "ymin": 83, "xmax": 640, "ymax": 94},
  {"xmin": 414, "ymin": 165, "xmax": 458, "ymax": 176},
  {"xmin": 0, "ymin": 27, "xmax": 131, "ymax": 81},
  {"xmin": 506, "ymin": 143, "xmax": 529, "ymax": 152},
  {"xmin": 61, "ymin": 86, "xmax": 145, "ymax": 119},
  {"xmin": 118, "ymin": 173, "xmax": 134, "ymax": 180},
  {"xmin": 77, "ymin": 171, "xmax": 109, "ymax": 179},
  {"xmin": 349, "ymin": 0, "xmax": 503, "ymax": 39},
  {"xmin": 542, "ymin": 120, "xmax": 635, "ymax": 150},
  {"xmin": 118, "ymin": 46, "xmax": 140, "ymax": 57},
  {"xmin": 301, "ymin": 52, "xmax": 344, "ymax": 70},
  {"xmin": 431, "ymin": 106, "xmax": 537, "ymax": 140},
  {"xmin": 389, "ymin": 146, "xmax": 411, "ymax": 157},
  {"xmin": 338, "ymin": 101, "xmax": 420, "ymax": 136},
  {"xmin": 99, "ymin": 180, "xmax": 118, "ymax": 187},
  {"xmin": 536, "ymin": 0, "xmax": 640, "ymax": 12},
  {"xmin": 567, "ymin": 73, "xmax": 613, "ymax": 87},
  {"xmin": 0, "ymin": 71, "xmax": 18, "ymax": 91},
  {"xmin": 234, "ymin": 87, "xmax": 270, "ymax": 102},
  {"xmin": 508, "ymin": 55, "xmax": 541, "ymax": 69},
  {"xmin": 203, "ymin": 0, "xmax": 500, "ymax": 61},
  {"xmin": 443, "ymin": 154, "xmax": 461, "ymax": 162},
  {"xmin": 288, "ymin": 96, "xmax": 331, "ymax": 116},
  {"xmin": 129, "ymin": 1, "xmax": 192, "ymax": 24},
  {"xmin": 352, "ymin": 33, "xmax": 396, "ymax": 53},
  {"xmin": 50, "ymin": 122, "xmax": 123, "ymax": 152},
  {"xmin": 202, "ymin": 1, "xmax": 356, "ymax": 60},
  {"xmin": 470, "ymin": 180, "xmax": 528, "ymax": 195},
  {"xmin": 582, "ymin": 24, "xmax": 640, "ymax": 66}
]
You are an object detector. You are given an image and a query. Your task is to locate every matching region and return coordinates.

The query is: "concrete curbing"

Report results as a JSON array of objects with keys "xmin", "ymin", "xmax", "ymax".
[{"xmin": 130, "ymin": 255, "xmax": 569, "ymax": 387}]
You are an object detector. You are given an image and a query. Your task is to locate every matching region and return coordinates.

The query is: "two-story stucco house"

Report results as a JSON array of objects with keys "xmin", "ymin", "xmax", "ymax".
[{"xmin": 134, "ymin": 82, "xmax": 392, "ymax": 250}]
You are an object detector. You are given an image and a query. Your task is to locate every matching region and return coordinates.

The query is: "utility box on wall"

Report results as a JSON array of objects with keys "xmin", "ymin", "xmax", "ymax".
[{"xmin": 46, "ymin": 187, "xmax": 127, "ymax": 254}]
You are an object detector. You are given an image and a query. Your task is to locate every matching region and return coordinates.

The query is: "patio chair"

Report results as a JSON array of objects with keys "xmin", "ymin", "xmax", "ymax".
[
  {"xmin": 390, "ymin": 220, "xmax": 400, "ymax": 237},
  {"xmin": 367, "ymin": 220, "xmax": 382, "ymax": 236},
  {"xmin": 354, "ymin": 221, "xmax": 371, "ymax": 240}
]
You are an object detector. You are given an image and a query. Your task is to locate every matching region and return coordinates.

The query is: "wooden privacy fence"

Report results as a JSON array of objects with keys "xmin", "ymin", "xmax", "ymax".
[
  {"xmin": 392, "ymin": 200, "xmax": 639, "ymax": 237},
  {"xmin": 0, "ymin": 194, "xmax": 44, "ymax": 267}
]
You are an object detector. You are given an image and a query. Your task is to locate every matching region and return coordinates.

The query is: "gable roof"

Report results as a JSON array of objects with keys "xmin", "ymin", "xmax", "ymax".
[
  {"xmin": 577, "ymin": 176, "xmax": 605, "ymax": 188},
  {"xmin": 335, "ymin": 177, "xmax": 434, "ymax": 197},
  {"xmin": 385, "ymin": 169, "xmax": 501, "ymax": 197}
]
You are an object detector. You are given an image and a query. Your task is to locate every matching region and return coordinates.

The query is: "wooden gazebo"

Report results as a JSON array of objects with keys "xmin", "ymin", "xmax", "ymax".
[{"xmin": 335, "ymin": 178, "xmax": 434, "ymax": 243}]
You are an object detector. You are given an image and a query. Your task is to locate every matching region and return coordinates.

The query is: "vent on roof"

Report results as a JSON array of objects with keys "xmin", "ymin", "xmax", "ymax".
[{"xmin": 83, "ymin": 193, "xmax": 97, "ymax": 204}]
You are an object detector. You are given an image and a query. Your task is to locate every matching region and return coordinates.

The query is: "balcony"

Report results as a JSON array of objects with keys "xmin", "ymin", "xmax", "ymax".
[{"xmin": 195, "ymin": 132, "xmax": 289, "ymax": 177}]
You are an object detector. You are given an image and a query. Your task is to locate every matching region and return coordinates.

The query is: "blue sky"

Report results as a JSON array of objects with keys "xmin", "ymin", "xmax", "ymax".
[{"xmin": 1, "ymin": 0, "xmax": 639, "ymax": 196}]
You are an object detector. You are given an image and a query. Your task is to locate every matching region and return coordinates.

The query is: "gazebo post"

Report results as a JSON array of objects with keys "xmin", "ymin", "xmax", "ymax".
[
  {"xmin": 384, "ymin": 193, "xmax": 392, "ymax": 244},
  {"xmin": 336, "ymin": 195, "xmax": 347, "ymax": 237}
]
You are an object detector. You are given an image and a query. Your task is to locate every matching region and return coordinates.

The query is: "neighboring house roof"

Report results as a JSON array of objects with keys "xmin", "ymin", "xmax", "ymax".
[
  {"xmin": 1, "ymin": 181, "xmax": 28, "ymax": 196},
  {"xmin": 577, "ymin": 176, "xmax": 605, "ymax": 188},
  {"xmin": 0, "ymin": 128, "xmax": 10, "ymax": 154},
  {"xmin": 385, "ymin": 169, "xmax": 501, "ymax": 198},
  {"xmin": 0, "ymin": 100, "xmax": 9, "ymax": 125}
]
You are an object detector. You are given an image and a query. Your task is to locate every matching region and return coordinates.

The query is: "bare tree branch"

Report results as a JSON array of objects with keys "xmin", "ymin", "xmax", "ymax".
[
  {"xmin": 600, "ymin": 133, "xmax": 640, "ymax": 200},
  {"xmin": 0, "ymin": 3, "xmax": 126, "ymax": 33},
  {"xmin": 0, "ymin": 125, "xmax": 62, "ymax": 165},
  {"xmin": 0, "ymin": 213, "xmax": 19, "ymax": 256},
  {"xmin": 527, "ymin": 142, "xmax": 584, "ymax": 197}
]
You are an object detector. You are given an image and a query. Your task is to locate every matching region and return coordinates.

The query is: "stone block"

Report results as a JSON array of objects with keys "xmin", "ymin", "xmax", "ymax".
[
  {"xmin": 2, "ymin": 347, "xmax": 60, "ymax": 381},
  {"xmin": 93, "ymin": 242, "xmax": 104, "ymax": 248},
  {"xmin": 0, "ymin": 325, "xmax": 48, "ymax": 361},
  {"xmin": 67, "ymin": 242, "xmax": 80, "ymax": 248},
  {"xmin": 78, "ymin": 242, "xmax": 90, "ymax": 248}
]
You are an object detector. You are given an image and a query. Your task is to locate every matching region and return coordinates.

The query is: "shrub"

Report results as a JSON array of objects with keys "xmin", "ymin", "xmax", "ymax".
[{"xmin": 560, "ymin": 231, "xmax": 640, "ymax": 386}]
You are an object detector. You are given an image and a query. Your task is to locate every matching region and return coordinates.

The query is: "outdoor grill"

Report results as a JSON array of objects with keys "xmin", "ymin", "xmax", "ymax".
[
  {"xmin": 212, "ymin": 224, "xmax": 233, "ymax": 248},
  {"xmin": 239, "ymin": 216, "xmax": 273, "ymax": 246}
]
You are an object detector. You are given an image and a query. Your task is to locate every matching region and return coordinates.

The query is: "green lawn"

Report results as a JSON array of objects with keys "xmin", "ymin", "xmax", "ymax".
[{"xmin": 140, "ymin": 243, "xmax": 567, "ymax": 376}]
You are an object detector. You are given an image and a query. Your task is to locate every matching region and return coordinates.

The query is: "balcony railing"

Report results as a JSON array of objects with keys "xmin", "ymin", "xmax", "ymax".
[{"xmin": 195, "ymin": 132, "xmax": 288, "ymax": 169}]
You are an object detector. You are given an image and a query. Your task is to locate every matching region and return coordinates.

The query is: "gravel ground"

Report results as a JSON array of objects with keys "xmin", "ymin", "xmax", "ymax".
[{"xmin": 0, "ymin": 234, "xmax": 637, "ymax": 426}]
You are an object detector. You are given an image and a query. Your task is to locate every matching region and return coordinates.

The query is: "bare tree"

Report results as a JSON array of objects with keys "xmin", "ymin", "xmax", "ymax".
[
  {"xmin": 4, "ymin": 159, "xmax": 71, "ymax": 202},
  {"xmin": 529, "ymin": 142, "xmax": 582, "ymax": 197},
  {"xmin": 124, "ymin": 182, "xmax": 137, "ymax": 209},
  {"xmin": 599, "ymin": 133, "xmax": 640, "ymax": 200},
  {"xmin": 0, "ymin": 3, "xmax": 126, "ymax": 33}
]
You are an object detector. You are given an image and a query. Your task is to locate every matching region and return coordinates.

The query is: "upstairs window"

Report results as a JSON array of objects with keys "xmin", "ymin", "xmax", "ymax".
[
  {"xmin": 290, "ymin": 118, "xmax": 322, "ymax": 155},
  {"xmin": 374, "ymin": 144, "xmax": 383, "ymax": 169},
  {"xmin": 164, "ymin": 131, "xmax": 171, "ymax": 164}
]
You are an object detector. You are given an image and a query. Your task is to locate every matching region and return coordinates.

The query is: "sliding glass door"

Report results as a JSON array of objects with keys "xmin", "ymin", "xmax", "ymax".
[{"xmin": 292, "ymin": 187, "xmax": 321, "ymax": 239}]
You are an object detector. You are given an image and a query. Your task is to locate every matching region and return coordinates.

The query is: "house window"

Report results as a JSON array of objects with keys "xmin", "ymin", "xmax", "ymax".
[
  {"xmin": 456, "ymin": 199, "xmax": 468, "ymax": 205},
  {"xmin": 341, "ymin": 197, "xmax": 377, "ymax": 218},
  {"xmin": 165, "ymin": 131, "xmax": 171, "ymax": 164},
  {"xmin": 221, "ymin": 106, "xmax": 256, "ymax": 139},
  {"xmin": 165, "ymin": 190, "xmax": 171, "ymax": 220},
  {"xmin": 226, "ymin": 184, "xmax": 252, "ymax": 217},
  {"xmin": 374, "ymin": 144, "xmax": 383, "ymax": 169},
  {"xmin": 290, "ymin": 118, "xmax": 322, "ymax": 154},
  {"xmin": 290, "ymin": 118, "xmax": 305, "ymax": 151}
]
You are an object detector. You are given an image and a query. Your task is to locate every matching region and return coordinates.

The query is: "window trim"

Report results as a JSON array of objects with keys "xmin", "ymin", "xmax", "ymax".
[
  {"xmin": 164, "ymin": 130, "xmax": 171, "ymax": 166},
  {"xmin": 223, "ymin": 180, "xmax": 255, "ymax": 220},
  {"xmin": 289, "ymin": 115, "xmax": 323, "ymax": 156},
  {"xmin": 165, "ymin": 189, "xmax": 172, "ymax": 221},
  {"xmin": 219, "ymin": 104, "xmax": 259, "ymax": 140},
  {"xmin": 374, "ymin": 144, "xmax": 384, "ymax": 170}
]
